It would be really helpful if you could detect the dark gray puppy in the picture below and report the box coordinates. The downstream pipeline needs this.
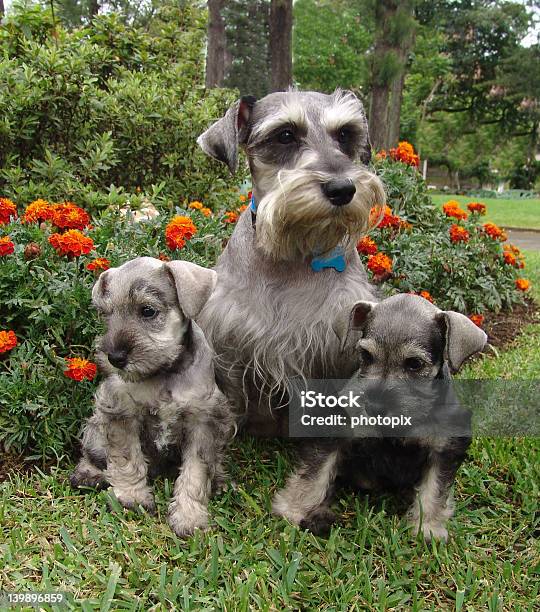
[273,294,487,540]
[70,257,235,537]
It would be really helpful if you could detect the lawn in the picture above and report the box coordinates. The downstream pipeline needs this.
[431,194,540,230]
[2,270,539,611]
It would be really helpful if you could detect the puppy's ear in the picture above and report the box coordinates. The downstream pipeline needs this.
[91,269,113,306]
[333,300,377,351]
[165,261,217,319]
[436,311,487,373]
[197,96,256,173]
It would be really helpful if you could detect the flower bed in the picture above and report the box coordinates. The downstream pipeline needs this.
[0,143,533,460]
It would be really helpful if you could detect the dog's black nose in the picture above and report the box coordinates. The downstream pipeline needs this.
[322,179,356,206]
[108,350,128,369]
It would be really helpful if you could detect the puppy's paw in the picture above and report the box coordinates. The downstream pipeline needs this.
[299,507,337,537]
[70,467,108,491]
[410,520,448,542]
[110,487,156,515]
[168,505,209,538]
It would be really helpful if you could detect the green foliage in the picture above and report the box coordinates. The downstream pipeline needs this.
[293,0,372,93]
[0,3,245,214]
[363,156,530,314]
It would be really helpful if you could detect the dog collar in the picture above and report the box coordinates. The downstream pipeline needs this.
[249,194,347,273]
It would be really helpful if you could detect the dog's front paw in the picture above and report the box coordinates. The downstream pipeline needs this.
[70,466,108,491]
[168,505,209,537]
[410,520,448,542]
[299,507,338,537]
[110,487,156,514]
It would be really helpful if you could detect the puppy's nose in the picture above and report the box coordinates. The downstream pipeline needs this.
[107,350,128,369]
[322,179,356,206]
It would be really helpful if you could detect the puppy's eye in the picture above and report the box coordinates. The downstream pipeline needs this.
[277,129,296,144]
[140,305,158,319]
[337,127,352,144]
[360,348,374,365]
[404,357,424,372]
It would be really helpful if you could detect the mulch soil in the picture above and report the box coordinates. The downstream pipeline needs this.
[1,299,538,480]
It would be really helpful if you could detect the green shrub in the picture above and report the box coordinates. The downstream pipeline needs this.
[0,3,245,214]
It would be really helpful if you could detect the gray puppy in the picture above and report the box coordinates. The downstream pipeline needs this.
[274,294,487,540]
[70,257,234,537]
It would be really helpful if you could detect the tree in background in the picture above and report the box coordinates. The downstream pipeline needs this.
[293,0,372,94]
[205,0,227,88]
[269,0,292,91]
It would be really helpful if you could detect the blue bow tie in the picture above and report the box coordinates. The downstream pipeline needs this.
[249,194,347,273]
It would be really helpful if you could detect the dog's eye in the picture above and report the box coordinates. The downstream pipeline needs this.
[337,127,352,144]
[141,305,158,319]
[360,348,374,365]
[404,357,424,372]
[277,129,296,144]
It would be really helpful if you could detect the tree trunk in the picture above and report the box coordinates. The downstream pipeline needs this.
[269,0,293,92]
[89,0,99,17]
[0,0,4,19]
[386,68,405,148]
[205,0,227,89]
[369,83,391,152]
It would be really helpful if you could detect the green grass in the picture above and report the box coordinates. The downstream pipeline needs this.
[2,272,540,610]
[431,194,540,230]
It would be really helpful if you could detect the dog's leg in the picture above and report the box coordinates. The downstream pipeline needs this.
[272,442,342,536]
[168,424,217,537]
[407,447,466,542]
[104,416,156,513]
[70,414,109,490]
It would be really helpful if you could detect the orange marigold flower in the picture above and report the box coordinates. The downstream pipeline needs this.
[449,224,470,243]
[201,207,212,217]
[375,150,388,160]
[188,201,203,210]
[515,278,530,292]
[367,252,393,275]
[0,236,15,256]
[419,290,434,303]
[482,222,506,241]
[64,357,97,381]
[443,201,468,220]
[376,205,401,229]
[239,194,247,203]
[504,243,521,255]
[223,211,239,224]
[238,204,248,214]
[389,141,420,167]
[51,202,90,230]
[0,330,17,353]
[467,202,487,215]
[469,314,484,327]
[0,197,17,225]
[49,230,94,257]
[357,236,378,255]
[87,257,110,272]
[503,251,517,266]
[165,215,197,250]
[22,199,54,223]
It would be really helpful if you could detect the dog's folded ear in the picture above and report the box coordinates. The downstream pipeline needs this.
[165,261,218,319]
[436,311,488,373]
[333,300,377,351]
[197,96,257,173]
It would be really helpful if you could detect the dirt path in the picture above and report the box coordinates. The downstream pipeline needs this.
[504,229,540,251]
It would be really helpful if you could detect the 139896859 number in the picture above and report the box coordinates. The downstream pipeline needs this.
[0,591,67,607]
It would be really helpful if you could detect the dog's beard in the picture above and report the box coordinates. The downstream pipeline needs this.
[254,164,386,261]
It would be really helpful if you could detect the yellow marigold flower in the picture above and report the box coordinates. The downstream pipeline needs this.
[188,201,203,210]
[23,199,54,223]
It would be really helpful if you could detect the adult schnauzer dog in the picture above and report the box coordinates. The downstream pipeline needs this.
[197,90,385,524]
[276,294,487,540]
[70,257,235,537]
